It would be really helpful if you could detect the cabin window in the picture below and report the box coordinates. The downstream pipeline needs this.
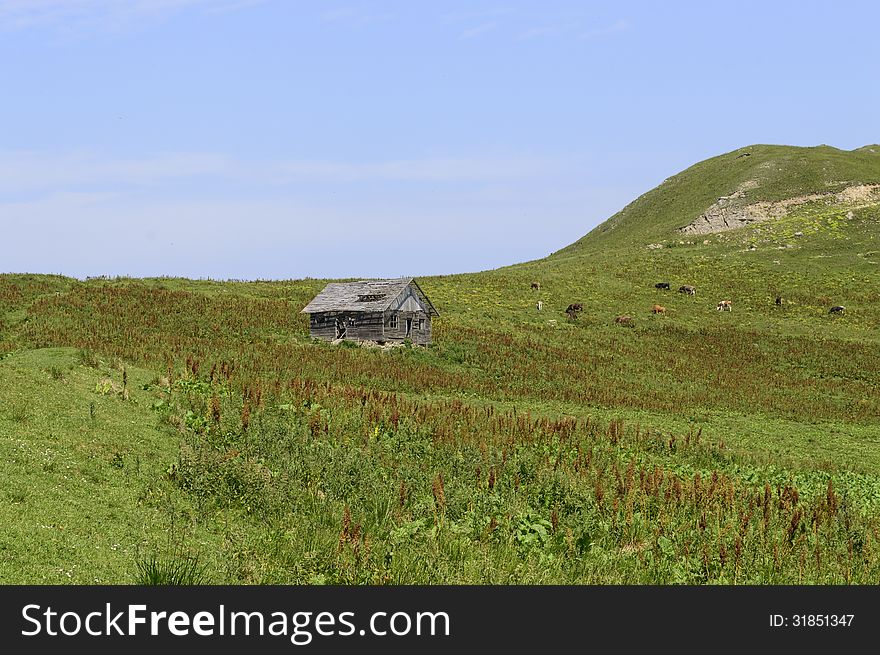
[417,319,424,331]
[389,315,398,329]
[348,317,356,326]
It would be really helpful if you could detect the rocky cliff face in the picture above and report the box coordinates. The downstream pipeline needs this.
[679,182,880,235]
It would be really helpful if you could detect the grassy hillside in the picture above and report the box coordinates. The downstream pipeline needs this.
[2,144,879,584]
[0,347,232,582]
[558,143,880,251]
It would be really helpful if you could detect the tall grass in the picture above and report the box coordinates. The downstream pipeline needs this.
[135,553,207,585]
[151,370,880,584]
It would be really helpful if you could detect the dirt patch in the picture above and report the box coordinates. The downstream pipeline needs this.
[679,183,880,235]
[836,184,880,203]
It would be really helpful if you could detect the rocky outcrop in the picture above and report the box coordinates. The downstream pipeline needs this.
[679,183,880,235]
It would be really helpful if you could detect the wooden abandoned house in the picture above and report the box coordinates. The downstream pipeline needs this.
[301,278,439,345]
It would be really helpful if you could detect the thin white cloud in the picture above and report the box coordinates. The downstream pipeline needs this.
[579,19,629,40]
[0,151,234,194]
[0,150,559,195]
[0,0,269,33]
[516,26,559,41]
[320,7,357,22]
[442,7,514,24]
[205,0,270,14]
[0,191,573,279]
[319,6,394,26]
[0,151,626,279]
[273,156,554,183]
[445,10,627,44]
[460,21,497,40]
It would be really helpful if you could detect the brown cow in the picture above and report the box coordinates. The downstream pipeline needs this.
[614,315,633,326]
[678,285,696,296]
[651,304,666,314]
[716,300,732,311]
[566,303,583,320]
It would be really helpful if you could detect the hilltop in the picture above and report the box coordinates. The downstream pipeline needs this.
[557,144,880,254]
[2,144,880,585]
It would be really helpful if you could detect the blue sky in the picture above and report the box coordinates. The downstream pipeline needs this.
[2,0,878,280]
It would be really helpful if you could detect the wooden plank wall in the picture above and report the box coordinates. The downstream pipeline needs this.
[309,310,432,344]
[309,311,386,342]
[382,310,432,345]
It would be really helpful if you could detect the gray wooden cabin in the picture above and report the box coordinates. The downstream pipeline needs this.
[301,278,439,345]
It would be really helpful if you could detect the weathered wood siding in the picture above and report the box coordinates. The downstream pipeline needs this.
[308,312,337,340]
[309,311,385,342]
[309,310,432,344]
[384,285,432,344]
[353,311,385,341]
[383,310,431,345]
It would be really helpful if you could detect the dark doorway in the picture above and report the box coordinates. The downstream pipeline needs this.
[335,318,346,339]
[405,318,412,337]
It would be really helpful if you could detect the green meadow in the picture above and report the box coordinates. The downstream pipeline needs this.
[2,144,879,583]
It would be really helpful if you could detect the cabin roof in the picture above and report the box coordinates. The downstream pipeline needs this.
[300,278,439,316]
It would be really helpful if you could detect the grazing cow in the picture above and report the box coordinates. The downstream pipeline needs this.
[716,300,732,311]
[614,315,633,326]
[829,305,845,314]
[655,282,670,290]
[530,282,540,291]
[775,295,783,306]
[678,285,696,296]
[651,304,666,314]
[565,303,583,320]
[536,301,544,311]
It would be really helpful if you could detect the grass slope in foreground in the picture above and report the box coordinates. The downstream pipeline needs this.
[1,144,879,583]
